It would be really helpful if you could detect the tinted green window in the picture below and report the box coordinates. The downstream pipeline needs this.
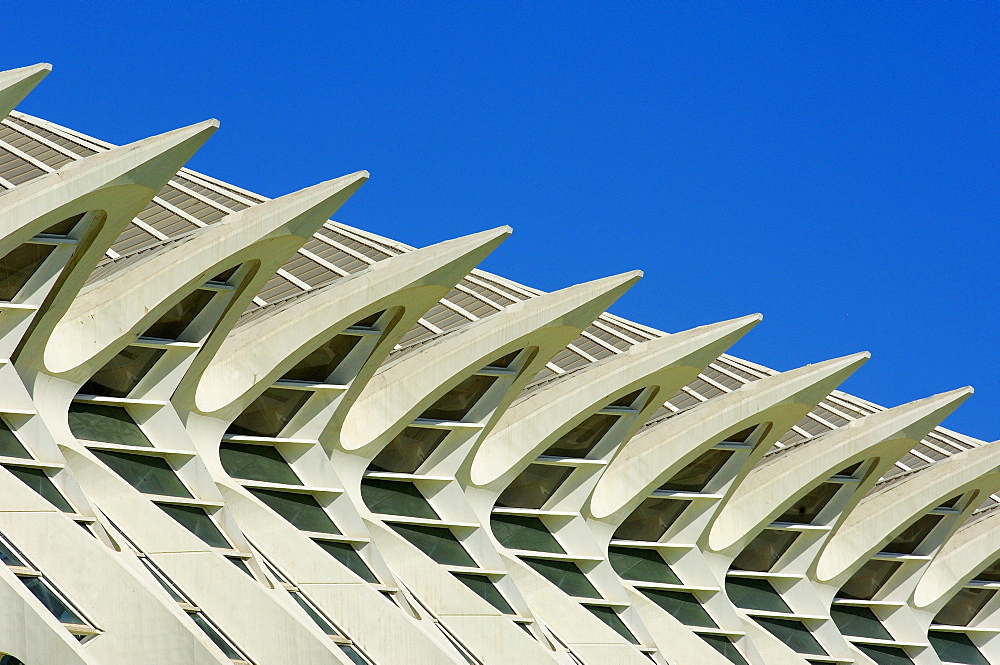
[730,528,799,572]
[5,466,74,512]
[660,448,733,492]
[830,605,892,640]
[837,559,902,600]
[754,617,825,655]
[156,504,230,548]
[391,524,476,567]
[68,402,152,447]
[778,482,842,524]
[228,388,312,438]
[973,557,1000,582]
[219,443,301,485]
[929,631,989,665]
[0,538,26,567]
[453,573,514,614]
[583,605,638,644]
[282,333,363,383]
[495,463,574,510]
[247,488,340,534]
[369,427,449,474]
[190,612,243,660]
[339,644,372,665]
[855,644,914,665]
[0,655,26,665]
[91,450,191,498]
[700,634,750,665]
[81,346,166,398]
[640,589,716,627]
[608,546,681,585]
[613,497,688,542]
[0,243,55,301]
[521,557,601,599]
[882,514,943,555]
[421,374,497,421]
[315,541,379,583]
[20,576,84,625]
[726,577,791,613]
[143,288,216,340]
[291,591,339,635]
[490,514,564,553]
[934,587,995,626]
[0,420,30,459]
[544,413,618,458]
[361,478,438,519]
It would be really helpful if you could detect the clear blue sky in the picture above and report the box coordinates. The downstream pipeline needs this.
[4,3,997,440]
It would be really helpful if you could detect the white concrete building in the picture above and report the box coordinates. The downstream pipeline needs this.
[0,62,994,665]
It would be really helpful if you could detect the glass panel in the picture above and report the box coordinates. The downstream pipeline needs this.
[640,589,716,627]
[0,655,26,665]
[369,427,449,474]
[613,497,688,542]
[754,617,826,655]
[778,482,842,524]
[724,426,758,444]
[143,288,216,340]
[228,388,313,438]
[291,591,339,635]
[490,514,564,553]
[855,644,914,665]
[0,420,30,459]
[730,529,799,572]
[929,631,989,665]
[315,541,379,583]
[80,346,166,398]
[68,402,152,447]
[282,334,362,383]
[227,557,255,578]
[609,546,681,585]
[361,478,438,519]
[882,513,944,554]
[725,577,791,613]
[830,605,892,640]
[520,557,601,599]
[583,605,638,644]
[139,558,185,603]
[5,466,74,511]
[189,612,244,660]
[974,558,1000,582]
[219,443,301,485]
[247,488,339,534]
[837,560,903,600]
[0,243,56,301]
[156,504,230,548]
[420,374,497,421]
[453,573,514,614]
[486,350,521,369]
[0,538,26,567]
[544,414,618,458]
[659,448,733,492]
[91,450,191,498]
[934,587,995,626]
[610,389,644,408]
[495,463,574,510]
[700,635,750,665]
[339,644,373,665]
[41,214,85,237]
[391,524,476,567]
[20,576,84,625]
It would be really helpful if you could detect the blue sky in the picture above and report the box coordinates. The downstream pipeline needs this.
[4,3,997,440]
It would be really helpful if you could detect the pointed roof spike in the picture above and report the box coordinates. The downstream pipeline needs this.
[0,63,52,119]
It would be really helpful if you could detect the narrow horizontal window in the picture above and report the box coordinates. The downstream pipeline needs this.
[228,388,312,438]
[928,630,989,665]
[315,541,379,583]
[490,514,564,554]
[659,448,733,493]
[81,346,166,398]
[156,504,230,549]
[934,587,995,626]
[361,478,439,519]
[247,488,340,534]
[613,497,688,542]
[282,332,364,383]
[291,590,339,636]
[609,546,681,585]
[830,605,892,640]
[143,288,216,340]
[881,513,943,555]
[369,427,449,474]
[583,604,638,644]
[453,573,514,614]
[20,576,85,625]
[0,243,56,301]
[641,589,716,627]
[520,557,600,599]
[189,611,245,661]
[5,465,74,512]
[854,644,914,665]
[220,443,301,486]
[730,528,798,572]
[700,634,749,665]
[91,450,191,498]
[725,577,791,614]
[391,523,476,567]
[420,374,497,421]
[0,419,30,459]
[778,482,841,524]
[544,414,618,458]
[495,463,574,510]
[68,403,153,447]
[837,559,902,601]
[754,617,825,656]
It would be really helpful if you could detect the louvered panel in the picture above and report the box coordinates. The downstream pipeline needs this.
[702,365,744,391]
[255,274,305,304]
[0,147,46,184]
[0,125,74,169]
[686,376,726,400]
[5,116,98,157]
[109,224,162,256]
[322,230,390,262]
[568,335,616,361]
[136,203,199,237]
[171,174,251,211]
[547,347,591,374]
[443,289,499,319]
[422,303,474,332]
[397,322,436,348]
[282,253,336,288]
[459,278,517,307]
[157,185,227,224]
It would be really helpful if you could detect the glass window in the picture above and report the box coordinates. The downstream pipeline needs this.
[139,558,186,603]
[453,573,514,614]
[544,414,619,458]
[490,515,564,554]
[369,427,449,474]
[0,420,30,459]
[391,524,476,567]
[725,577,791,614]
[41,214,85,236]
[583,605,638,644]
[754,617,826,656]
[339,644,373,665]
[854,644,914,665]
[837,559,903,600]
[495,463,574,510]
[420,374,497,421]
[247,488,340,534]
[485,350,521,369]
[80,346,166,398]
[520,557,601,599]
[613,497,688,542]
[700,634,749,665]
[314,541,379,583]
[189,611,245,661]
[881,514,944,554]
[291,591,339,635]
[0,243,56,301]
[219,443,301,486]
[929,631,989,665]
[659,448,734,493]
[608,546,681,585]
[143,288,216,340]
[0,538,26,567]
[730,529,799,572]
[0,655,26,665]
[21,576,85,625]
[228,557,254,577]
[282,333,364,383]
[973,557,1000,582]
[156,504,230,549]
[640,589,716,627]
[68,402,153,447]
[361,478,439,519]
[91,450,191,498]
[777,482,842,524]
[830,606,892,640]
[934,587,995,626]
[5,466,74,512]
[228,388,313,438]
[609,389,644,408]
